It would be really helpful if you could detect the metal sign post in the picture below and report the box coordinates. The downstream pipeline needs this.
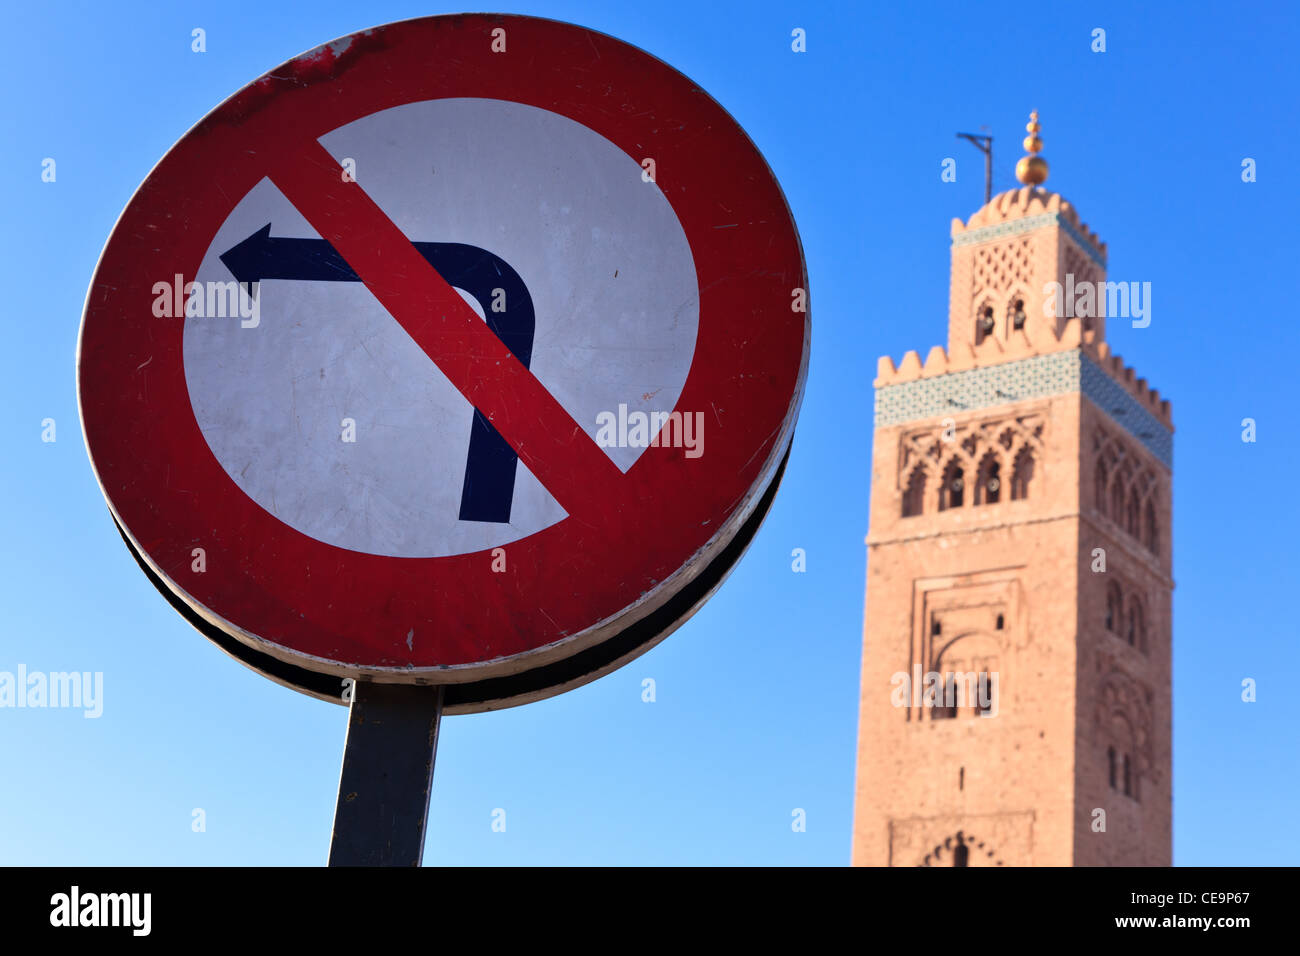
[328,683,444,867]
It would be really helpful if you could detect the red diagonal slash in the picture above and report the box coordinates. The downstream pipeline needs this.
[267,140,623,517]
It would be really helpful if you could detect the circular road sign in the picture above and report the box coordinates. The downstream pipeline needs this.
[78,14,809,713]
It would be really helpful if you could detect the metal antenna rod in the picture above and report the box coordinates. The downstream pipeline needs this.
[956,131,994,204]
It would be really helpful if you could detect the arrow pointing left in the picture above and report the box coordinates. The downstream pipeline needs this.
[219,223,538,525]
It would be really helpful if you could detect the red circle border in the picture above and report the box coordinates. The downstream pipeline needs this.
[77,14,809,676]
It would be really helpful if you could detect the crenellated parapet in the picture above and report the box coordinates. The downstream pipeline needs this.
[1081,341,1172,428]
[878,340,1175,429]
[874,340,1171,432]
[950,187,1107,267]
[874,347,1173,467]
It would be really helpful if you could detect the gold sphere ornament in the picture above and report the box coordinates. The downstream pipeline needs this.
[1015,109,1049,186]
[1016,155,1049,185]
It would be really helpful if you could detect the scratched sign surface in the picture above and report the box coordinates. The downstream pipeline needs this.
[77,14,808,711]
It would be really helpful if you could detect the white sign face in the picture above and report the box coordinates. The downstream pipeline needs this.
[184,98,699,558]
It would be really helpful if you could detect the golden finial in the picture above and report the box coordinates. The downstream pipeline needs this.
[1015,109,1049,186]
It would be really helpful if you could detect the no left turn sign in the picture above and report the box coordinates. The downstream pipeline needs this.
[78,14,809,712]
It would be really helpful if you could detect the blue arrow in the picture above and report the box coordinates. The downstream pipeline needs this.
[221,224,536,525]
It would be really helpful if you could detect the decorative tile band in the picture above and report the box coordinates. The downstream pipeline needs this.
[952,212,1107,269]
[874,349,1172,468]
[1078,357,1172,467]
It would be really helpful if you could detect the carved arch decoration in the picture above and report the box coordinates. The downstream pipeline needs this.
[920,830,1005,867]
[1092,426,1162,555]
[1094,666,1158,788]
[897,413,1046,516]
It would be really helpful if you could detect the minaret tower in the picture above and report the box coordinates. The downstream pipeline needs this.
[851,113,1173,866]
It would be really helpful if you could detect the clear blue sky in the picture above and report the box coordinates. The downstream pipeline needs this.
[1,0,1296,865]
